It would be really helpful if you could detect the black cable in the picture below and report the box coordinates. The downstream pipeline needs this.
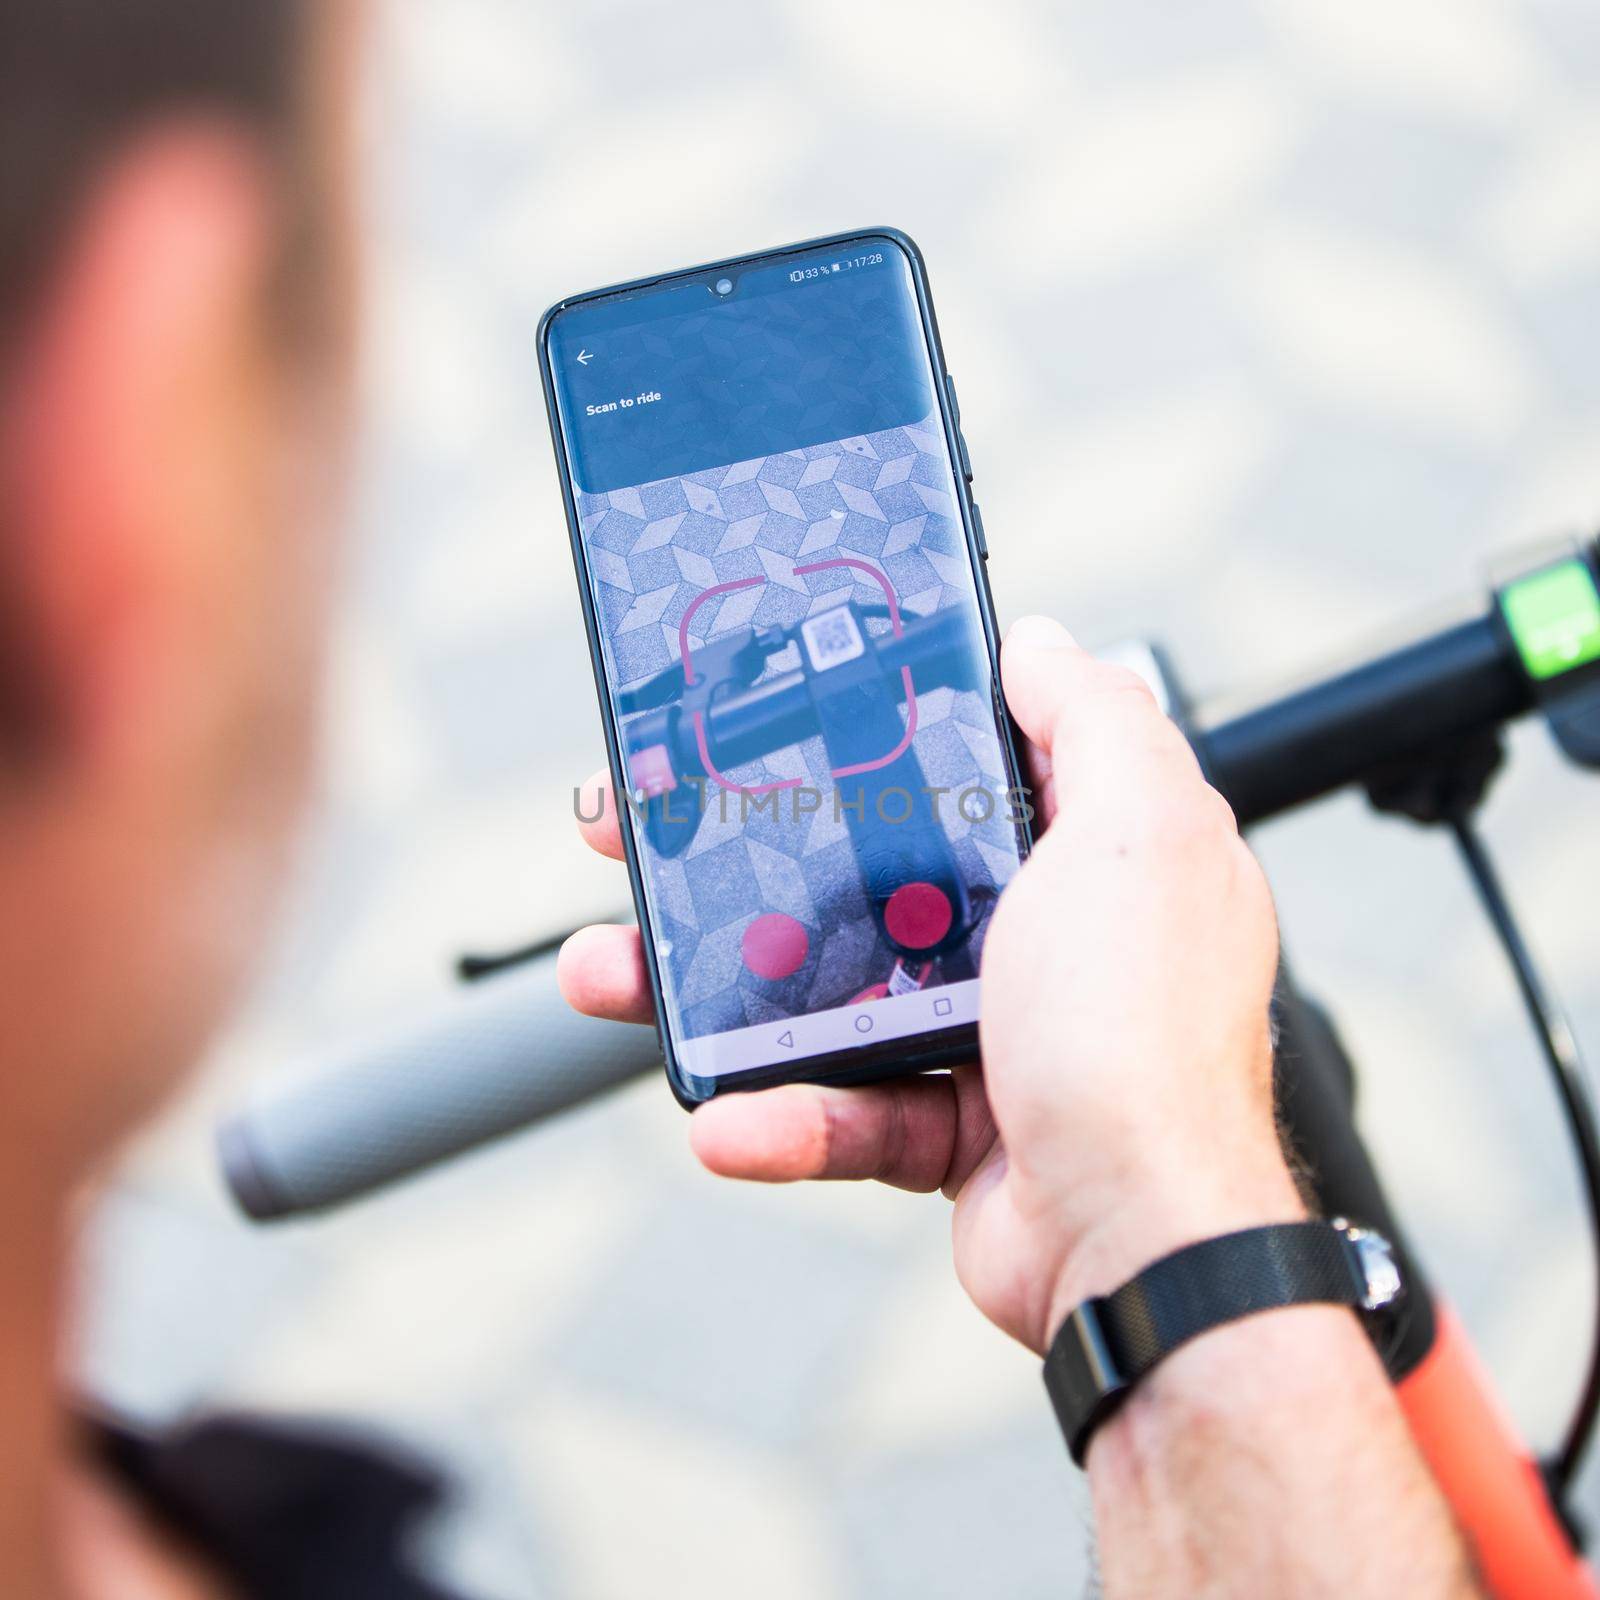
[456,930,575,983]
[1449,812,1600,1494]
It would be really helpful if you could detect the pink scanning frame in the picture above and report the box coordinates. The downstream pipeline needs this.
[676,558,920,795]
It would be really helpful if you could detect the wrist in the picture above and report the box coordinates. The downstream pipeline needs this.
[1040,1135,1306,1354]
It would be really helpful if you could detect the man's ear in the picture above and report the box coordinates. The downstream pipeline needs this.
[0,123,279,783]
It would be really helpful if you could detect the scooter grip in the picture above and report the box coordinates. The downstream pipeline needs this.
[216,953,661,1221]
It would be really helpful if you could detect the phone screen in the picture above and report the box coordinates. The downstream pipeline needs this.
[544,233,1027,1097]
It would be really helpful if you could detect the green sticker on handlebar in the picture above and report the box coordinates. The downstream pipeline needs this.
[1502,559,1600,680]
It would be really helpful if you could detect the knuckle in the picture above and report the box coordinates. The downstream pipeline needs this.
[1161,801,1218,855]
[1129,780,1243,861]
[1086,661,1161,712]
[1202,784,1242,839]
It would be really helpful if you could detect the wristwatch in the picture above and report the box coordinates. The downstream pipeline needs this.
[1043,1218,1405,1467]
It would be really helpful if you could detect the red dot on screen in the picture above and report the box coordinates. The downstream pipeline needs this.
[742,913,810,980]
[884,882,954,951]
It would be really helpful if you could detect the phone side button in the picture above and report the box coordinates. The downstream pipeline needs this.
[956,429,975,484]
[946,377,975,482]
[971,502,990,562]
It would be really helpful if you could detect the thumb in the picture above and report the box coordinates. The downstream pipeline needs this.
[1002,614,1191,787]
[1001,615,1096,756]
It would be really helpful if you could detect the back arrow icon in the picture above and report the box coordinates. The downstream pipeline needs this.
[576,349,594,366]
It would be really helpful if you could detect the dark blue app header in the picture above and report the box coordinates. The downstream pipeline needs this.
[547,239,935,495]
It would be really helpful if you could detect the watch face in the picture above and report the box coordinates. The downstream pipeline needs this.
[1333,1220,1410,1373]
[1339,1223,1404,1312]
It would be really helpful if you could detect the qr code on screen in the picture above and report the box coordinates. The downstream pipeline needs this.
[801,606,866,672]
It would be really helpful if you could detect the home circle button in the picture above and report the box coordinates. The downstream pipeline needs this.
[855,1015,874,1034]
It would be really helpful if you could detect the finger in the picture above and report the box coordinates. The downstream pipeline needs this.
[576,768,625,861]
[690,1077,960,1193]
[557,923,655,1025]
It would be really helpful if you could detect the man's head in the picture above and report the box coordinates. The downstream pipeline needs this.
[0,1,362,1179]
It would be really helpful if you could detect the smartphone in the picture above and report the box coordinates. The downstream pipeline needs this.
[539,228,1031,1106]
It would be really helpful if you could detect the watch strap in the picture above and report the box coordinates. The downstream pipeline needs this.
[1044,1219,1402,1467]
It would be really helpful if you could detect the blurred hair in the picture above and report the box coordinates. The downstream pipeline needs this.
[0,0,312,362]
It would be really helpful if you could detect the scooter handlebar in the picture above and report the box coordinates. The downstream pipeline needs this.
[217,952,660,1221]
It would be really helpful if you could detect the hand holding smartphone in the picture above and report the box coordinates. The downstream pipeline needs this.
[540,230,1029,1105]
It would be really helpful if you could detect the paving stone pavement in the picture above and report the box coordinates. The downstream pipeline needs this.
[75,1,1600,1594]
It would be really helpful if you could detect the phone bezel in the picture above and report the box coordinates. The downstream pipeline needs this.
[537,226,1032,1108]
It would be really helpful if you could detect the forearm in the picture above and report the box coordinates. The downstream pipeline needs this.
[1086,1306,1483,1599]
[1050,1160,1484,1599]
